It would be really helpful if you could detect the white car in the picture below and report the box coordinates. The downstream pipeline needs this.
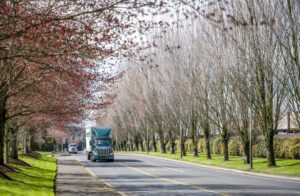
[69,143,78,153]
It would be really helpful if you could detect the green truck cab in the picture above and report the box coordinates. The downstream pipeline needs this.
[86,127,114,162]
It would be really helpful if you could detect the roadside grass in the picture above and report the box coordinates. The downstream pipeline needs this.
[116,151,300,177]
[0,155,57,196]
[37,151,53,156]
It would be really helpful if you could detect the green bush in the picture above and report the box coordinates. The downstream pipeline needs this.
[228,139,242,156]
[256,139,266,157]
[289,144,300,159]
[197,139,206,153]
[212,137,223,155]
[175,140,180,151]
[143,141,147,151]
[149,141,153,150]
[165,141,170,151]
[185,139,193,152]
[156,141,161,151]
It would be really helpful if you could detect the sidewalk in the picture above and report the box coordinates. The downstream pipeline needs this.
[56,159,119,196]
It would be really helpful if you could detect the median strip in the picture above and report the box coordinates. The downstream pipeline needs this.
[116,162,229,196]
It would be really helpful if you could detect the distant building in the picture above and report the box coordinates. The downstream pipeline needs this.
[277,112,300,134]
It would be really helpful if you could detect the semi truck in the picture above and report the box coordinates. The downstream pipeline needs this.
[86,126,114,162]
[68,143,78,153]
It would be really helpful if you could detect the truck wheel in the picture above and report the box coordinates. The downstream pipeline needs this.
[91,154,96,162]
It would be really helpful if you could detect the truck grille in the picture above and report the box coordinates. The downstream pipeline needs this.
[98,149,109,156]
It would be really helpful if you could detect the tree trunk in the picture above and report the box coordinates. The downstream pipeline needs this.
[243,141,250,164]
[222,129,229,161]
[139,137,144,152]
[158,131,166,153]
[181,138,186,156]
[0,100,6,165]
[265,135,276,167]
[205,137,211,159]
[191,134,198,157]
[10,137,18,160]
[191,114,198,157]
[203,126,211,159]
[152,134,157,152]
[29,134,34,152]
[203,98,211,159]
[4,137,9,164]
[193,141,198,157]
[24,135,28,154]
[130,141,134,151]
[170,137,175,154]
[146,136,150,153]
[134,136,139,151]
[222,139,229,161]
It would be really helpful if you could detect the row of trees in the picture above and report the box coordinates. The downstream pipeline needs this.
[0,0,164,170]
[105,0,299,167]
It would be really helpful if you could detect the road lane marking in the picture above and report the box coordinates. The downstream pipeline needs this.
[165,167,185,173]
[117,162,229,196]
[133,154,300,184]
[146,161,184,173]
[75,160,125,196]
[147,162,161,167]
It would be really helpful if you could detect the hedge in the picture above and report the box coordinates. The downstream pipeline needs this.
[133,137,299,159]
[197,139,206,154]
[212,137,223,155]
[289,144,300,159]
[228,138,243,156]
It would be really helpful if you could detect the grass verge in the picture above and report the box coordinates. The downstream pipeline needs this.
[37,151,53,156]
[0,154,57,196]
[116,151,300,177]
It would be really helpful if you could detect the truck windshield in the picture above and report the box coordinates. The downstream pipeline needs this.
[95,139,111,146]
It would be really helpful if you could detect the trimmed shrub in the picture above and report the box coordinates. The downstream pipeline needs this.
[197,139,206,154]
[156,141,161,152]
[212,137,223,155]
[228,139,242,156]
[255,139,266,158]
[149,141,153,151]
[165,141,170,151]
[175,140,180,151]
[143,141,147,151]
[289,144,300,159]
[185,139,193,152]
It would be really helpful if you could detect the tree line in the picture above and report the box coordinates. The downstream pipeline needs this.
[0,0,163,177]
[105,0,300,167]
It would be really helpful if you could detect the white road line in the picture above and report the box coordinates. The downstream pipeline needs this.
[146,162,161,167]
[131,154,300,184]
[165,167,185,173]
[146,161,185,173]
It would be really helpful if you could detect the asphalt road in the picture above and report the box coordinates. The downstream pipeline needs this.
[70,152,300,196]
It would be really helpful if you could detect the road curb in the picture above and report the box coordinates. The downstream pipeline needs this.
[121,153,300,183]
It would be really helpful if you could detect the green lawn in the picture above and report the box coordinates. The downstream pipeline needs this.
[0,155,57,196]
[116,151,300,177]
[37,151,53,156]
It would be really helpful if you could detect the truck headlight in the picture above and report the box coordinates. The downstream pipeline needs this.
[109,152,114,156]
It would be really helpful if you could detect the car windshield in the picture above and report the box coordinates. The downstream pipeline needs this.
[95,139,111,146]
[70,144,76,147]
